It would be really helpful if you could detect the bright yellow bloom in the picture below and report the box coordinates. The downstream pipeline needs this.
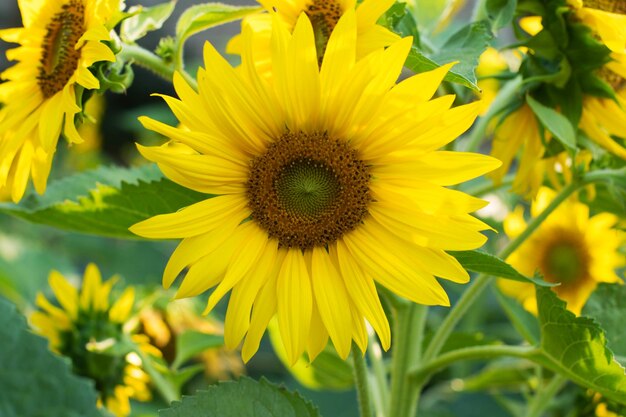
[476,47,509,115]
[499,187,624,315]
[489,105,552,198]
[30,264,155,417]
[131,12,500,365]
[139,299,245,381]
[227,0,399,76]
[0,0,120,202]
[569,0,626,160]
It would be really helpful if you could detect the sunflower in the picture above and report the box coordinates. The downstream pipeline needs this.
[0,0,120,202]
[476,47,509,115]
[131,11,500,365]
[570,0,626,159]
[489,104,555,198]
[226,0,399,75]
[30,264,157,417]
[499,187,624,315]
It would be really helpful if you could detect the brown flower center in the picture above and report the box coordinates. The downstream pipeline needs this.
[598,66,626,91]
[539,230,591,286]
[305,0,343,62]
[584,0,626,14]
[38,0,85,98]
[246,131,371,250]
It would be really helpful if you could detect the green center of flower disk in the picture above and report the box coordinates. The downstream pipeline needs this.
[305,0,342,62]
[541,236,590,284]
[38,0,85,98]
[247,131,371,250]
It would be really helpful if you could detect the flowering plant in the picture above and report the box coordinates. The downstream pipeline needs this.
[0,0,624,416]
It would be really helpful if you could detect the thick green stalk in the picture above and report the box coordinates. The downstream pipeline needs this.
[388,304,427,417]
[353,343,373,417]
[525,375,567,417]
[410,345,538,381]
[367,334,390,416]
[119,43,197,90]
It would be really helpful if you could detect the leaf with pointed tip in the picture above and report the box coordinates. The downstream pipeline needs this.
[531,287,626,404]
[0,297,101,417]
[159,377,322,417]
[0,164,206,239]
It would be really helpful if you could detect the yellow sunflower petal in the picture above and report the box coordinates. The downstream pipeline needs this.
[277,249,313,365]
[310,246,353,359]
[48,270,79,320]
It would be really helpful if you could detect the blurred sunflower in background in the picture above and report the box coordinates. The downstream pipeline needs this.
[227,0,399,74]
[498,187,624,315]
[572,0,626,160]
[131,11,500,365]
[0,0,121,202]
[139,298,245,381]
[29,263,159,417]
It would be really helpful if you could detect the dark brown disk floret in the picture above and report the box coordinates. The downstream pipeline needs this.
[305,0,343,62]
[38,0,85,98]
[584,0,626,14]
[246,131,371,250]
[597,67,626,91]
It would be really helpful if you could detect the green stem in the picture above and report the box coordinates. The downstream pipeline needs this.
[388,304,427,417]
[422,180,580,364]
[119,43,197,90]
[353,343,373,417]
[471,0,489,21]
[525,375,567,417]
[462,76,523,153]
[367,334,390,416]
[410,345,538,381]
[135,348,178,405]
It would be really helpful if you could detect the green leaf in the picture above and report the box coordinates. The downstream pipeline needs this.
[463,358,535,391]
[532,287,626,404]
[159,377,321,417]
[0,297,101,417]
[404,21,493,92]
[0,164,206,239]
[526,95,577,151]
[121,1,177,43]
[486,0,518,31]
[583,283,626,358]
[175,3,262,47]
[172,331,224,370]
[450,250,555,287]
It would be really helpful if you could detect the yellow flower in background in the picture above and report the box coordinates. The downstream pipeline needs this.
[489,105,550,198]
[227,0,399,75]
[30,264,156,417]
[580,68,626,160]
[131,11,500,365]
[570,0,626,160]
[476,47,509,115]
[499,187,624,315]
[139,299,245,381]
[0,0,120,202]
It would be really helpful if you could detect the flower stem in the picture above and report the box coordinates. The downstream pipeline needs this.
[135,348,178,405]
[422,180,580,364]
[388,304,427,417]
[367,334,390,416]
[119,43,197,90]
[524,374,567,417]
[353,343,373,417]
[410,345,538,381]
